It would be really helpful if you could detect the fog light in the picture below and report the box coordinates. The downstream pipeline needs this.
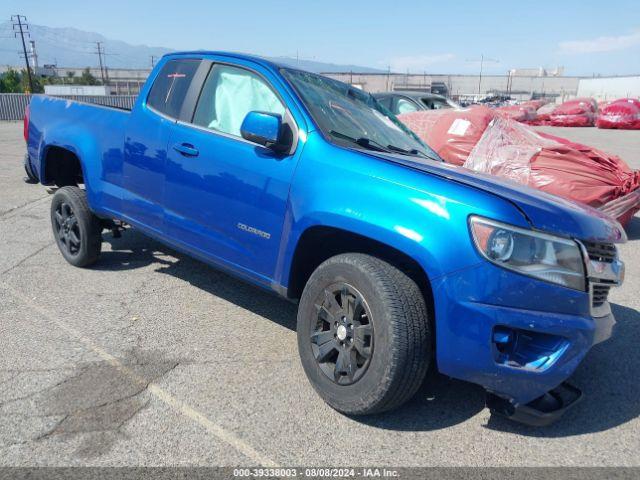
[491,326,569,371]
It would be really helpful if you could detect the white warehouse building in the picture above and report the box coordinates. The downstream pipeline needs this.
[577,76,640,100]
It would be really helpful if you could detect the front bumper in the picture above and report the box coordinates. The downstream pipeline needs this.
[432,261,618,409]
[486,382,583,427]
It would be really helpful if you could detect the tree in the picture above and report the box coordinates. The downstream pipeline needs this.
[79,67,99,85]
[0,68,22,93]
[20,69,44,93]
[0,68,43,93]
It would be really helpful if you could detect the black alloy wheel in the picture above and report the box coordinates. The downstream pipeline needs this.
[297,253,431,415]
[53,201,82,257]
[50,186,102,267]
[311,283,374,385]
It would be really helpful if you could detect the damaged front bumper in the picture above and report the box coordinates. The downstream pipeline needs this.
[432,257,622,426]
[486,382,583,427]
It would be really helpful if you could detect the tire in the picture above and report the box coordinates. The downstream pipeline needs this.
[50,186,102,267]
[297,253,431,415]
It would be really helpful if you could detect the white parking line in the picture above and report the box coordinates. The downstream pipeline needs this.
[1,281,280,468]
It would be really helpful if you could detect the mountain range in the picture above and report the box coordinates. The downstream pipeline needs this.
[0,21,383,73]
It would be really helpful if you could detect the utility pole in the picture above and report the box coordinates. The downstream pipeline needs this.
[466,54,499,96]
[478,54,484,94]
[94,41,106,84]
[11,14,35,93]
[386,65,390,91]
[150,55,157,69]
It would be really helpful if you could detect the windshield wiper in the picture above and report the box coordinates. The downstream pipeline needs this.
[385,144,440,161]
[329,130,395,154]
[386,144,426,158]
[329,130,437,161]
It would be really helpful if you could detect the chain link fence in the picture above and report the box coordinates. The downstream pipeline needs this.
[0,94,138,120]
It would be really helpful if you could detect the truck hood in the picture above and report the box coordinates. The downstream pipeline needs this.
[376,153,627,244]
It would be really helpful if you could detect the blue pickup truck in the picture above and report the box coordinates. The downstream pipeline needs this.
[24,51,626,425]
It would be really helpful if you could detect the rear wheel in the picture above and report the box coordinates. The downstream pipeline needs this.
[50,186,102,267]
[297,253,431,415]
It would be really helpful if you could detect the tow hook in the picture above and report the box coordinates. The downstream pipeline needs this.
[486,382,583,426]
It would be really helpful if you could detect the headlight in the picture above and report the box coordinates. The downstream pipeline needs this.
[469,216,586,291]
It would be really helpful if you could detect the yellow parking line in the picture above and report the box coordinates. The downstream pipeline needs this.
[1,281,280,467]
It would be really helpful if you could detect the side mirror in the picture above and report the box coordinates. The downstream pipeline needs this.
[240,111,291,153]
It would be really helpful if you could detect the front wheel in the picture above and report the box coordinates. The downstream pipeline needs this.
[297,253,431,415]
[50,186,102,267]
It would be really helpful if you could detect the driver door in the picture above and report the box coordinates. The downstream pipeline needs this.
[164,62,301,282]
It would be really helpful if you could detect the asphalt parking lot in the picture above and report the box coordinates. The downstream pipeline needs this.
[0,121,639,467]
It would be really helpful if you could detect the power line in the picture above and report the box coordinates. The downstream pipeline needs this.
[11,14,34,93]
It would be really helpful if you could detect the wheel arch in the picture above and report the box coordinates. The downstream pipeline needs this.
[286,224,435,322]
[41,144,86,187]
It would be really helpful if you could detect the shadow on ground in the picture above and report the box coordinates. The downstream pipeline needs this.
[99,230,298,332]
[96,228,640,435]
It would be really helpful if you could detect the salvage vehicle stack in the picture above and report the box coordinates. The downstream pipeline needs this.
[399,106,640,225]
[491,97,640,129]
[596,98,640,130]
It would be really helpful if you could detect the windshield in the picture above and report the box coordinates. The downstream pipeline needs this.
[281,69,439,160]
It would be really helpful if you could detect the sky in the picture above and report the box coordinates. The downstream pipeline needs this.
[2,0,640,75]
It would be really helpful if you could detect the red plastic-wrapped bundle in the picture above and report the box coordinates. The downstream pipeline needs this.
[463,117,640,225]
[549,98,597,127]
[526,103,556,126]
[397,107,496,165]
[520,99,547,111]
[495,104,537,123]
[596,98,640,130]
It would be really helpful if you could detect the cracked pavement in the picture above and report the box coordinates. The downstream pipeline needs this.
[0,121,639,466]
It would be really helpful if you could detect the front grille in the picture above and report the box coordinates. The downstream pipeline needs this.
[581,241,618,315]
[592,285,611,308]
[583,241,617,263]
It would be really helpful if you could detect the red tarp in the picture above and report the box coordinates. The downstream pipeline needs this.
[398,108,640,225]
[495,104,537,123]
[520,99,547,111]
[398,107,496,165]
[549,98,597,127]
[596,98,640,130]
[527,103,556,126]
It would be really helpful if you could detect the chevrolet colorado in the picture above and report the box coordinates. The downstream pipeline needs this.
[24,52,626,425]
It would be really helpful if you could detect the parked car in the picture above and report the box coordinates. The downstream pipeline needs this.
[24,51,626,425]
[373,91,460,115]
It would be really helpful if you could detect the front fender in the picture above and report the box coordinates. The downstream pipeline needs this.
[277,135,530,287]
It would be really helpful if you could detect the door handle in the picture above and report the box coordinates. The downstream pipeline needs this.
[172,143,199,157]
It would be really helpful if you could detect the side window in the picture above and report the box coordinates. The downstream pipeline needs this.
[375,96,392,110]
[396,98,419,114]
[193,64,285,137]
[422,99,435,109]
[147,59,200,118]
[431,99,449,110]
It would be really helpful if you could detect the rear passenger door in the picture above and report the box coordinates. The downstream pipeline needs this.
[122,58,200,233]
[163,61,302,283]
